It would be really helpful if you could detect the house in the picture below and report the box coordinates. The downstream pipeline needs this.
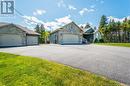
[83,28,95,43]
[50,22,83,44]
[0,22,40,47]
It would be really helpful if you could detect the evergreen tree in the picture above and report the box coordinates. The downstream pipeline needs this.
[99,15,107,29]
[94,27,97,30]
[98,16,130,43]
[35,24,40,33]
[122,18,128,42]
[34,24,46,44]
[99,15,108,42]
[85,23,91,29]
[40,24,46,43]
[116,21,121,42]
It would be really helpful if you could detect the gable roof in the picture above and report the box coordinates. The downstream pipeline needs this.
[0,22,10,27]
[84,28,95,33]
[50,21,83,34]
[14,24,40,35]
[0,22,40,35]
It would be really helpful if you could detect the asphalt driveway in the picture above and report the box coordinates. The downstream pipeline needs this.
[0,44,130,85]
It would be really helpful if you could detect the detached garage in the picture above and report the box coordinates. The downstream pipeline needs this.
[0,22,39,47]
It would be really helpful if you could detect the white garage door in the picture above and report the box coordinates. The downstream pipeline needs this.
[27,36,38,45]
[0,34,23,47]
[62,34,80,44]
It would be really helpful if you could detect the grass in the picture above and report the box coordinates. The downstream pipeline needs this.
[0,52,121,86]
[95,43,130,47]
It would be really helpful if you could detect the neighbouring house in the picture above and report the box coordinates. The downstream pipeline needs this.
[83,27,95,43]
[0,22,40,47]
[80,23,96,43]
[50,22,83,44]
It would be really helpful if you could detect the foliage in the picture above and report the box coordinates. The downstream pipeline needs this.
[98,15,108,40]
[99,15,108,29]
[99,15,130,43]
[41,31,50,43]
[85,23,91,29]
[99,39,104,43]
[94,38,99,43]
[0,52,121,86]
[35,24,50,44]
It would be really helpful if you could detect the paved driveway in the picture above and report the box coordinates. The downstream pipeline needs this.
[0,44,130,85]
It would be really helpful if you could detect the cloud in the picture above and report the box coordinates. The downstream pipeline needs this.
[23,15,72,31]
[22,16,44,25]
[90,5,95,8]
[55,15,72,24]
[33,9,46,16]
[100,0,104,4]
[44,15,72,31]
[107,16,130,22]
[44,15,72,30]
[78,24,86,28]
[89,0,105,4]
[68,5,77,10]
[79,8,95,16]
[79,22,93,28]
[57,0,66,8]
[108,16,124,22]
[43,21,61,31]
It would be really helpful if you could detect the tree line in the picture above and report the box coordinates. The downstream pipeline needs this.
[99,15,130,43]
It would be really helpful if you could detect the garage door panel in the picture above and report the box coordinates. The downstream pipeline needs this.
[0,34,23,47]
[27,36,38,45]
[62,34,80,44]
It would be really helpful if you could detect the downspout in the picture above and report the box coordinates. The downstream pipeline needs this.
[37,35,40,45]
[26,34,27,46]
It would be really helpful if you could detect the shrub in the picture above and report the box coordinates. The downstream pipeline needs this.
[99,39,104,43]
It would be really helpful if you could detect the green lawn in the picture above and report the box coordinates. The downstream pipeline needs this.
[95,43,130,47]
[0,52,121,86]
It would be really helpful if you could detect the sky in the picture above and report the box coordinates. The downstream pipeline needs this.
[0,0,130,31]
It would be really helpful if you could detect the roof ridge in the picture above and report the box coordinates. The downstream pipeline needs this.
[0,22,40,35]
[51,21,83,34]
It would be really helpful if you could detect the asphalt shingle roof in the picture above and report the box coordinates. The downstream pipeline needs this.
[50,21,83,34]
[0,22,39,35]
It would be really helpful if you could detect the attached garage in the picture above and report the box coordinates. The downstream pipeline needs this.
[50,22,83,44]
[62,34,80,44]
[0,22,39,47]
